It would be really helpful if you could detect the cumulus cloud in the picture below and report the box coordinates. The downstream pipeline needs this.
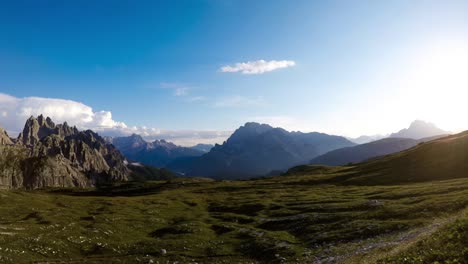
[0,93,231,146]
[220,60,295,74]
[0,93,127,133]
[102,127,232,146]
[213,96,266,108]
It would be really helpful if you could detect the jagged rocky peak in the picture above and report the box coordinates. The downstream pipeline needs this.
[111,134,206,168]
[242,122,273,132]
[153,139,178,149]
[18,115,79,146]
[0,126,13,145]
[129,133,147,145]
[227,122,274,143]
[0,115,130,189]
[389,120,449,139]
[111,133,148,150]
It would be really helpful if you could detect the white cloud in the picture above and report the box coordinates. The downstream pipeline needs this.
[213,96,266,108]
[174,87,189,96]
[186,96,206,103]
[220,60,295,74]
[160,82,190,96]
[0,93,127,133]
[103,127,232,146]
[0,93,231,146]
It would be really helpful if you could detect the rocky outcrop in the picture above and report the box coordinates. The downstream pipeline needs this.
[0,115,130,189]
[0,145,27,189]
[17,115,79,146]
[0,127,13,145]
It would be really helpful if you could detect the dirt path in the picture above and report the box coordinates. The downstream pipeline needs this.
[313,214,461,264]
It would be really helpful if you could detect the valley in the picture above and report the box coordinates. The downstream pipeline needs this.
[0,171,466,263]
[0,131,467,263]
[2,2,467,263]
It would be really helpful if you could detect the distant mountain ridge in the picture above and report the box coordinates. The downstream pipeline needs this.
[348,134,387,144]
[168,122,356,179]
[310,135,446,166]
[348,120,448,144]
[190,143,214,153]
[109,134,205,168]
[389,120,449,139]
[287,130,468,185]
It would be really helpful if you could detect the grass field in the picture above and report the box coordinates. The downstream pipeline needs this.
[1,133,467,263]
[0,172,467,263]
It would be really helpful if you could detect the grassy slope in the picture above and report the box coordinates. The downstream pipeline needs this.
[287,132,468,186]
[381,208,468,264]
[0,132,467,263]
[0,176,467,263]
[345,132,468,185]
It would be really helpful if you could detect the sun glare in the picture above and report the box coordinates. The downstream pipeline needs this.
[404,40,468,132]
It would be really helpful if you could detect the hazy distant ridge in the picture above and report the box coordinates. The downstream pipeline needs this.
[168,122,356,179]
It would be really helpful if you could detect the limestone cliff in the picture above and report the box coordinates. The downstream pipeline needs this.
[0,115,130,189]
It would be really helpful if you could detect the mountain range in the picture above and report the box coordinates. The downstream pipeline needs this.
[348,134,387,144]
[0,115,172,189]
[310,121,449,166]
[167,122,356,178]
[287,130,468,185]
[190,143,214,153]
[389,120,449,139]
[0,115,130,189]
[1,117,454,185]
[343,131,468,184]
[310,135,446,166]
[107,120,450,179]
[107,134,206,168]
[349,120,449,144]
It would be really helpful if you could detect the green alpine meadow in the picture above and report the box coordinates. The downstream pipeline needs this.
[1,130,467,263]
[1,1,467,263]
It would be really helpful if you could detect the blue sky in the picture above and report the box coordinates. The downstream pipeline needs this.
[1,0,467,145]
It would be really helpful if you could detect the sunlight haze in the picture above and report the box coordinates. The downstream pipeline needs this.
[0,0,467,144]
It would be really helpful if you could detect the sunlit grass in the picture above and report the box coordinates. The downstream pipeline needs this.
[0,174,467,263]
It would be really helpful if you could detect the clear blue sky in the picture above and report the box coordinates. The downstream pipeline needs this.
[1,0,467,142]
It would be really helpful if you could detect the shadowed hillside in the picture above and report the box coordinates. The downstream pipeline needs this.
[350,131,468,185]
[288,131,468,185]
[310,135,446,166]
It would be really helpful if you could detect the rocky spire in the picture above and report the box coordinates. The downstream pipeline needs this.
[0,127,13,145]
[3,115,130,189]
[17,115,79,146]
